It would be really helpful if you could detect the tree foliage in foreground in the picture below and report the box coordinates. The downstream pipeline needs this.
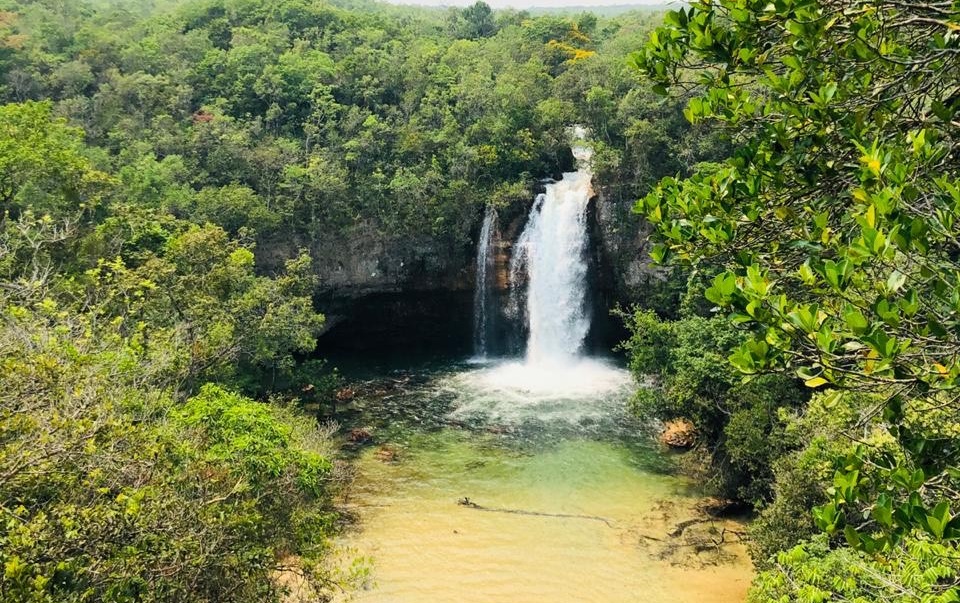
[632,0,960,600]
[0,100,344,600]
[1,330,339,603]
[0,272,344,602]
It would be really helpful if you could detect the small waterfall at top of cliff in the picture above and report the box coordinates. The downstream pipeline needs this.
[473,206,498,358]
[510,127,594,366]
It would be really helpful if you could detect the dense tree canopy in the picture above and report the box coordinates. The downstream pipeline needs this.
[0,1,710,600]
[12,0,928,598]
[0,87,345,600]
[0,0,702,255]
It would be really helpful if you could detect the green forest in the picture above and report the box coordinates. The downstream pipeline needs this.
[1,0,958,601]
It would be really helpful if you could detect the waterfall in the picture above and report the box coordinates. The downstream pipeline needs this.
[462,128,629,398]
[512,134,594,366]
[473,205,498,358]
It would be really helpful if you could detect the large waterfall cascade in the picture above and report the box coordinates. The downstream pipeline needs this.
[337,128,748,603]
[511,137,594,365]
[466,128,628,397]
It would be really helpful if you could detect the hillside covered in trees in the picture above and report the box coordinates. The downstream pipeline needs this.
[0,0,708,282]
[0,0,707,600]
[1,0,958,601]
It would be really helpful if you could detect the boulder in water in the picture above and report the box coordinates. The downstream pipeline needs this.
[660,419,697,449]
[348,427,373,443]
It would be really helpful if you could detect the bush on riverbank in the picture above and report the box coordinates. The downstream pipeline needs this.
[622,306,808,507]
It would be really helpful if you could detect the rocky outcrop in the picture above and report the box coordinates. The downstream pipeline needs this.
[660,419,697,449]
[593,186,669,306]
[258,183,661,305]
[256,177,664,353]
[259,223,474,298]
[258,222,477,352]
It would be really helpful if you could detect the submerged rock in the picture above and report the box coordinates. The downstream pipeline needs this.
[374,446,398,463]
[348,427,373,444]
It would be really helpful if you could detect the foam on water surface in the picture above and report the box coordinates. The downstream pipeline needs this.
[443,359,633,426]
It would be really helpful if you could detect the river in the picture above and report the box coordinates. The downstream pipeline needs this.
[329,357,753,602]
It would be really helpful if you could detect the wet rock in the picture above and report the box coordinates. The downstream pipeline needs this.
[594,187,668,305]
[660,419,697,449]
[698,497,751,518]
[348,427,373,444]
[335,387,355,402]
[374,446,398,463]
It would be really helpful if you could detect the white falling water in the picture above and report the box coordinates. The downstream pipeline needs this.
[456,127,631,413]
[473,206,497,358]
[512,135,594,366]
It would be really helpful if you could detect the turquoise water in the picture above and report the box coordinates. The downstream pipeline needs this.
[333,359,753,603]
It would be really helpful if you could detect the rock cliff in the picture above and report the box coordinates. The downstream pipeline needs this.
[259,179,666,352]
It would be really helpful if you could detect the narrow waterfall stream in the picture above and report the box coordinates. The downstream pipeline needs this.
[473,206,497,359]
[330,131,753,602]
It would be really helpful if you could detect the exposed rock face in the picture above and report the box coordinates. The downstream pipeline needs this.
[257,177,663,354]
[259,224,474,298]
[593,186,669,306]
[258,223,477,352]
[492,238,512,291]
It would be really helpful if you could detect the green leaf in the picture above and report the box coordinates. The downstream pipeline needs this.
[872,493,893,527]
[843,525,861,548]
[781,55,800,70]
[886,270,906,294]
[926,501,951,539]
[844,308,869,334]
[813,502,842,534]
